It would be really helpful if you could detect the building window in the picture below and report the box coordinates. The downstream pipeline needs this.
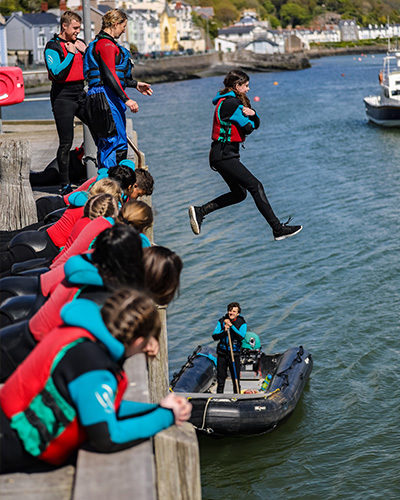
[37,32,46,49]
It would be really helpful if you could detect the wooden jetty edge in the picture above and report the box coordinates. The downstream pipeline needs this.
[0,125,202,500]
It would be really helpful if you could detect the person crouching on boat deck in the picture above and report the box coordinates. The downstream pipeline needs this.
[189,70,302,241]
[84,9,153,169]
[44,11,87,196]
[212,302,247,394]
[0,288,191,473]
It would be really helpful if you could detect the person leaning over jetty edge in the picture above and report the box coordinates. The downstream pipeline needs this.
[84,9,153,168]
[44,11,87,196]
[189,70,302,241]
[0,288,191,473]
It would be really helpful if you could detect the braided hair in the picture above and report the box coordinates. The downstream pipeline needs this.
[101,288,161,348]
[83,193,119,220]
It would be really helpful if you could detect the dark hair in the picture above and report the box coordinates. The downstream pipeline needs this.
[108,165,136,191]
[221,70,251,107]
[227,302,241,313]
[135,169,154,195]
[60,11,81,29]
[142,246,183,305]
[92,225,144,289]
[101,288,161,348]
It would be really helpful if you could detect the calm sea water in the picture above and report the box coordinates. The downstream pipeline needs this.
[5,54,400,499]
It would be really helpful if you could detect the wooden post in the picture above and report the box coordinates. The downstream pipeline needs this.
[0,137,37,230]
[148,307,202,500]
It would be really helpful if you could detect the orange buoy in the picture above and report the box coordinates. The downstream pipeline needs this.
[254,96,260,102]
[341,73,345,77]
[273,81,278,86]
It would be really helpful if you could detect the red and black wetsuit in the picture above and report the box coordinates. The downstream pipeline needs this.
[45,34,87,187]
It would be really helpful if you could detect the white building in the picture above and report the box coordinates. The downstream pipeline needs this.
[0,20,7,66]
[126,8,161,53]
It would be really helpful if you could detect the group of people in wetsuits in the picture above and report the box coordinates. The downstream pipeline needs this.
[0,160,191,473]
[0,7,305,474]
[45,9,152,195]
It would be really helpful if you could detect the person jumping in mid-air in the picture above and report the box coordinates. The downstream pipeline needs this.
[189,70,302,241]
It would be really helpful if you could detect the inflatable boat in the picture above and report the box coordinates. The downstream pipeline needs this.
[170,340,312,436]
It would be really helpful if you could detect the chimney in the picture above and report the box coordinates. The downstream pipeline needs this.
[59,0,67,11]
[41,1,48,11]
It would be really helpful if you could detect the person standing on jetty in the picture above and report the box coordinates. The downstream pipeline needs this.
[84,9,153,169]
[212,302,247,394]
[189,70,302,241]
[44,11,87,196]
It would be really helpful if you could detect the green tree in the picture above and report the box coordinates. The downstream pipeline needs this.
[0,0,20,15]
[280,2,310,25]
[214,0,239,23]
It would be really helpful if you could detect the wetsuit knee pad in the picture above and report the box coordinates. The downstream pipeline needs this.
[0,276,40,305]
[9,231,58,262]
[44,207,67,225]
[11,258,49,276]
[0,295,38,328]
[0,320,36,382]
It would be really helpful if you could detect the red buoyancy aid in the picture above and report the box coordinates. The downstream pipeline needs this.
[0,326,127,465]
[211,97,246,143]
[46,37,84,83]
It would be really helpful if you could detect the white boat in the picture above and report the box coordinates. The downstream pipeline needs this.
[364,50,400,127]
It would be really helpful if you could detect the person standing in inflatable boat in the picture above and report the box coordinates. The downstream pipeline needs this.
[84,9,153,169]
[189,70,302,241]
[212,302,247,394]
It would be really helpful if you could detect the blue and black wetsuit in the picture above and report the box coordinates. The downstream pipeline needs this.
[0,299,174,472]
[197,91,281,231]
[44,34,87,188]
[212,313,247,393]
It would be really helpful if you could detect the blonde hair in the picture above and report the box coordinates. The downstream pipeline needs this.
[60,11,81,29]
[117,200,153,233]
[89,178,122,202]
[101,288,161,348]
[101,9,127,30]
[84,193,119,220]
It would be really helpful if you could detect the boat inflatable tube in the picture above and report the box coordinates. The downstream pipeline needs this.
[171,346,217,393]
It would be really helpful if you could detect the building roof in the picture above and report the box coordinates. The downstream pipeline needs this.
[218,25,254,36]
[97,4,111,14]
[9,12,59,26]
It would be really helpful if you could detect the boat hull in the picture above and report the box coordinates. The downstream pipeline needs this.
[364,96,400,127]
[171,345,313,436]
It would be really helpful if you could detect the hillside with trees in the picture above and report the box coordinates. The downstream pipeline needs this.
[190,0,400,31]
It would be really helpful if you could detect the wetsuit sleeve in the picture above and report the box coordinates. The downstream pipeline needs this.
[212,320,224,340]
[45,47,74,81]
[68,370,175,452]
[95,39,129,102]
[220,98,258,135]
[230,322,247,341]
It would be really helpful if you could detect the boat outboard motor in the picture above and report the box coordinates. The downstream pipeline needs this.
[0,320,36,382]
[0,294,46,328]
[0,275,40,305]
